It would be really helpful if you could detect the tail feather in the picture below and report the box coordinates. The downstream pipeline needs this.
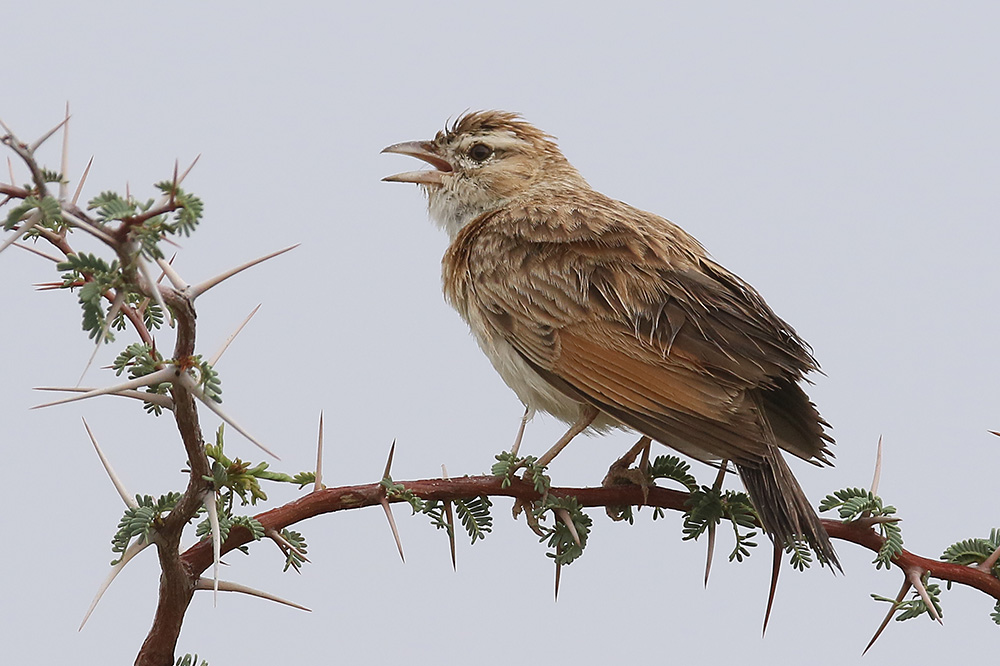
[738,450,840,571]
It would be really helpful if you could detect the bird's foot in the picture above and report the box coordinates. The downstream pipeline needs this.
[602,436,652,520]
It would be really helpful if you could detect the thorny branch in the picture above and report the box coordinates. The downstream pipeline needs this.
[3,115,998,666]
[182,476,1000,602]
[2,117,211,666]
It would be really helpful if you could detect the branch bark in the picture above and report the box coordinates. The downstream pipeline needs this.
[181,475,1000,602]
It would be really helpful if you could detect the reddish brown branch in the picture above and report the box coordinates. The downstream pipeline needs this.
[181,476,1000,602]
[135,288,212,666]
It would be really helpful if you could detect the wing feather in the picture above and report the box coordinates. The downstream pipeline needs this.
[443,192,832,465]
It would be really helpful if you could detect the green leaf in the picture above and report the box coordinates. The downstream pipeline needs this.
[110,493,181,563]
[154,181,204,236]
[647,455,698,492]
[871,576,943,622]
[455,496,493,544]
[280,529,309,573]
[820,487,903,568]
[941,528,1000,577]
[786,538,814,571]
[537,496,591,566]
[4,195,62,231]
[175,654,208,666]
[683,487,758,563]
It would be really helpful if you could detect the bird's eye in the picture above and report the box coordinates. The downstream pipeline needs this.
[468,143,493,162]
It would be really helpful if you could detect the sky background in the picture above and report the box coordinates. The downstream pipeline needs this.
[2,2,999,664]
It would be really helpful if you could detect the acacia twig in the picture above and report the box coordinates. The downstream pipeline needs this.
[180,476,1000,603]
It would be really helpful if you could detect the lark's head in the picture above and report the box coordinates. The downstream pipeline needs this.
[382,111,586,238]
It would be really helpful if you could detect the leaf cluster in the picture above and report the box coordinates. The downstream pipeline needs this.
[537,496,592,566]
[872,574,944,622]
[194,498,265,552]
[88,185,204,260]
[423,496,494,545]
[941,528,1000,578]
[111,493,182,564]
[4,194,63,233]
[111,342,170,413]
[682,486,759,563]
[785,538,815,571]
[384,474,495,546]
[492,451,549,494]
[205,425,314,506]
[820,487,903,569]
[279,529,309,573]
[189,356,223,403]
[58,252,124,342]
[175,655,208,666]
[647,454,698,492]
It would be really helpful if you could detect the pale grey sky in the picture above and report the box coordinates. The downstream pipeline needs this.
[3,3,998,663]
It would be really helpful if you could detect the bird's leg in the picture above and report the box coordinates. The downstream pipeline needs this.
[603,436,652,487]
[602,436,653,520]
[509,405,535,458]
[535,404,599,468]
[512,404,598,534]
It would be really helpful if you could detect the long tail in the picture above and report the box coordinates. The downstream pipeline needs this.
[738,450,840,571]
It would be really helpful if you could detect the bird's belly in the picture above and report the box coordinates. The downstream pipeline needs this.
[466,320,619,432]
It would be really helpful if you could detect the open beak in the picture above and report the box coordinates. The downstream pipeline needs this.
[381,141,452,186]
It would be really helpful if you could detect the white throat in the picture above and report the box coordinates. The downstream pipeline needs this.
[425,184,503,241]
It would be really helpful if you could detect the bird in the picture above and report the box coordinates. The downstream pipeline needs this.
[382,110,838,567]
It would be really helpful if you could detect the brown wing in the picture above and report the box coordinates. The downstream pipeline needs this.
[445,191,832,466]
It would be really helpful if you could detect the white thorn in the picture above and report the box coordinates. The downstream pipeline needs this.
[979,543,1000,574]
[12,241,63,263]
[35,385,173,410]
[314,411,325,491]
[148,154,201,210]
[71,156,94,206]
[194,578,311,612]
[204,494,221,606]
[208,304,261,366]
[554,547,562,601]
[267,528,311,564]
[78,291,125,386]
[32,366,177,409]
[188,244,299,300]
[555,508,581,548]
[155,256,189,292]
[380,498,405,563]
[177,371,279,459]
[136,256,172,328]
[442,464,457,571]
[0,209,42,256]
[178,155,200,184]
[870,435,884,496]
[6,156,14,186]
[79,539,151,630]
[82,418,136,509]
[863,578,912,655]
[906,568,942,624]
[382,439,397,480]
[28,114,71,153]
[59,103,70,202]
[202,505,224,585]
[60,209,116,245]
